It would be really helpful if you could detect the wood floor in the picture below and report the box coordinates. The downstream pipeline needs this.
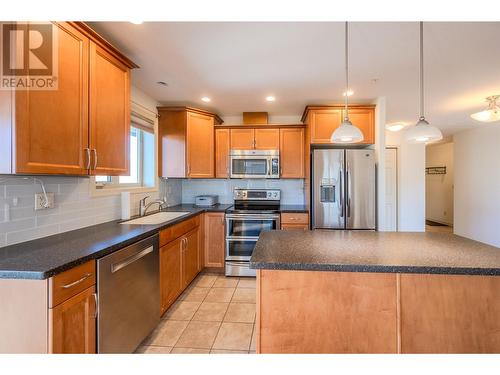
[136,272,256,354]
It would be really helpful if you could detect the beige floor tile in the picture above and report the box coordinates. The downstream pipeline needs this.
[249,351,256,354]
[164,301,201,321]
[212,322,254,351]
[179,287,210,302]
[135,345,172,354]
[224,303,255,323]
[232,288,256,303]
[250,325,256,351]
[204,287,235,303]
[193,274,218,288]
[213,276,239,288]
[210,349,249,354]
[170,347,210,354]
[175,321,221,349]
[237,278,256,289]
[143,320,189,347]
[192,302,229,322]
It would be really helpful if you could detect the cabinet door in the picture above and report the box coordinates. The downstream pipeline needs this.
[343,108,375,144]
[280,128,304,178]
[186,112,215,178]
[215,129,230,178]
[160,238,183,314]
[15,22,89,175]
[255,128,280,150]
[182,228,200,288]
[281,224,309,231]
[309,109,342,144]
[230,129,255,150]
[89,41,130,176]
[50,285,96,354]
[204,213,225,268]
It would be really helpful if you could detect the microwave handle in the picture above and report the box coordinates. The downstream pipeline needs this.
[267,158,272,176]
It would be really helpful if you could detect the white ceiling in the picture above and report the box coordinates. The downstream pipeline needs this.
[90,22,500,136]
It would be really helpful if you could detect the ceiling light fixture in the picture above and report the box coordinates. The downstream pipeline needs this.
[331,22,364,144]
[343,90,354,97]
[386,123,406,132]
[404,22,443,144]
[471,95,500,123]
[201,97,211,103]
[156,81,168,86]
[266,96,276,102]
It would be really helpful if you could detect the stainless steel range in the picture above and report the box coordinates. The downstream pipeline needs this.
[225,189,281,277]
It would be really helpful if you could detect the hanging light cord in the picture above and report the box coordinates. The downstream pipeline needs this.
[344,21,349,121]
[419,21,424,121]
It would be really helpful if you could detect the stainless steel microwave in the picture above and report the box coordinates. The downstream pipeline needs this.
[230,150,280,179]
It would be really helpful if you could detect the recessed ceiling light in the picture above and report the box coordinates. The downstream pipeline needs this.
[201,97,211,103]
[343,90,354,97]
[156,81,168,86]
[130,21,143,25]
[386,123,406,132]
[266,96,276,102]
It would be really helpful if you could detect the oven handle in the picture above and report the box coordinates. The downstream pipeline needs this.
[226,214,280,220]
[226,236,260,241]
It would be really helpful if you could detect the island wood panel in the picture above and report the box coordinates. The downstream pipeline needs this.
[279,128,304,178]
[89,40,130,176]
[400,273,500,353]
[230,129,255,150]
[254,128,280,150]
[257,270,398,353]
[186,112,215,178]
[15,22,90,175]
[215,128,230,178]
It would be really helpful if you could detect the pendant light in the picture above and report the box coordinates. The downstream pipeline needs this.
[471,95,500,123]
[404,22,443,143]
[331,22,364,144]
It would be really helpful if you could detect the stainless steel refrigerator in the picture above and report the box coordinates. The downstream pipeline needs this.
[312,149,376,230]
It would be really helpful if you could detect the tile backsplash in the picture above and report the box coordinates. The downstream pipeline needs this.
[0,176,182,248]
[181,179,305,205]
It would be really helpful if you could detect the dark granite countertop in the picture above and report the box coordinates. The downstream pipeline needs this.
[278,205,308,213]
[250,230,500,276]
[0,204,232,280]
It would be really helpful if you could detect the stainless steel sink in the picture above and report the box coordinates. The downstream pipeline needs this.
[121,211,190,225]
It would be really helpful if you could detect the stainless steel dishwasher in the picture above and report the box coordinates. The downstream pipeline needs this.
[97,234,159,353]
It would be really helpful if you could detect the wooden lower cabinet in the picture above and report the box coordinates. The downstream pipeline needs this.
[281,212,309,231]
[160,237,183,314]
[281,223,309,231]
[182,228,201,288]
[204,212,225,268]
[49,285,96,354]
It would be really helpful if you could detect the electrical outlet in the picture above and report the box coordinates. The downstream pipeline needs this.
[35,192,55,210]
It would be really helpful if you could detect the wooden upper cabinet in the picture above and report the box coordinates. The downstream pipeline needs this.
[255,129,280,150]
[89,41,130,176]
[215,128,230,178]
[14,22,90,175]
[279,128,304,178]
[204,212,225,268]
[303,106,375,145]
[343,108,375,145]
[186,112,215,178]
[49,285,96,354]
[158,107,222,178]
[230,128,255,150]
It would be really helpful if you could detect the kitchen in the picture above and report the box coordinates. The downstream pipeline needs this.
[1,3,500,370]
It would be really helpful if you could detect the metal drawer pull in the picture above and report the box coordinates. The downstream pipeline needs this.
[111,246,154,273]
[84,148,91,169]
[93,292,98,319]
[61,273,92,289]
[92,149,98,170]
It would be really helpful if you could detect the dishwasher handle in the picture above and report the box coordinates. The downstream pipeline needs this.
[111,245,154,274]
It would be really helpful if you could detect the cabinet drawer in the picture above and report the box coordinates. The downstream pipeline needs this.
[281,213,309,225]
[49,261,96,308]
[281,223,309,231]
[160,215,200,247]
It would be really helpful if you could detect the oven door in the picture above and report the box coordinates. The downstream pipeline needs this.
[230,156,270,179]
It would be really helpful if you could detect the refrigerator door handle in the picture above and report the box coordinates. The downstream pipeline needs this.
[339,167,344,217]
[346,163,351,218]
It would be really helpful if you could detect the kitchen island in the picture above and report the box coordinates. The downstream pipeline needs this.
[250,230,500,354]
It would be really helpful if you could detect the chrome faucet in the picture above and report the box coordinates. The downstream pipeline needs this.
[139,196,167,216]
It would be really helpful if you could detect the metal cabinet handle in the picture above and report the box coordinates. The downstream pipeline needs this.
[111,246,154,273]
[93,292,98,319]
[91,149,98,170]
[61,273,92,289]
[84,148,91,170]
[187,164,191,176]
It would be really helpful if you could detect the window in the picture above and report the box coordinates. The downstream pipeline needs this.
[94,107,156,192]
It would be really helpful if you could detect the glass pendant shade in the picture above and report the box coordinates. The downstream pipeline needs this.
[331,118,364,143]
[404,117,443,143]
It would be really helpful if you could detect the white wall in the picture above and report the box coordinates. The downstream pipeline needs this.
[454,126,500,247]
[374,97,387,230]
[426,142,454,225]
[386,130,426,232]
